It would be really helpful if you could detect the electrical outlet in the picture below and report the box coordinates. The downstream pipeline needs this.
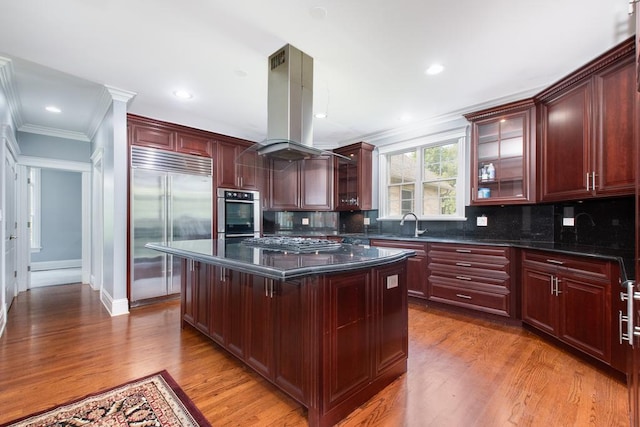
[302,218,309,225]
[476,216,488,227]
[563,218,575,226]
[364,218,370,225]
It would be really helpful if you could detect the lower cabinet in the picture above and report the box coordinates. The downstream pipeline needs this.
[181,258,408,426]
[428,243,514,318]
[521,250,624,372]
[369,239,428,299]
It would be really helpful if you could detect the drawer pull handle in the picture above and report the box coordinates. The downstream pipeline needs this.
[456,249,472,253]
[456,262,472,267]
[546,259,564,265]
[456,275,472,281]
[456,293,472,299]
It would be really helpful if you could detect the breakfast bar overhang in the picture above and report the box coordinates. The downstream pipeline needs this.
[146,239,415,427]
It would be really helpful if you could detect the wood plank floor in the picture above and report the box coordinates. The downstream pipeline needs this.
[0,283,629,426]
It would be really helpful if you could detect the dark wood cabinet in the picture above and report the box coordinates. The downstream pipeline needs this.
[537,38,636,202]
[128,114,214,157]
[266,156,333,210]
[333,142,374,211]
[428,243,514,318]
[369,239,428,299]
[180,258,408,427]
[465,100,536,205]
[216,139,259,190]
[521,250,623,372]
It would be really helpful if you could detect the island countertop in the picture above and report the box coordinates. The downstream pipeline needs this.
[146,239,415,280]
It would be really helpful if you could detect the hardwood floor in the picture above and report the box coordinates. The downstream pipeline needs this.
[0,284,629,426]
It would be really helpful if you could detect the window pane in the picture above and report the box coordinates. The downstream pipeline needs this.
[424,143,458,179]
[423,180,457,215]
[388,151,417,184]
[387,183,415,216]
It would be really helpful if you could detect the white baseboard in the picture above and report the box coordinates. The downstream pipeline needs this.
[31,259,82,271]
[100,288,129,316]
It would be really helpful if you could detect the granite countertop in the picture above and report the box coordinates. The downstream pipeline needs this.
[336,233,635,281]
[146,239,416,280]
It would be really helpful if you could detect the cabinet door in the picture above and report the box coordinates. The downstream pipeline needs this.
[559,275,610,363]
[131,124,175,151]
[245,275,274,378]
[269,160,300,210]
[272,279,306,402]
[217,141,240,189]
[301,156,333,210]
[177,133,212,157]
[193,262,212,335]
[522,266,558,335]
[209,266,227,346]
[470,108,534,204]
[595,57,636,196]
[539,81,592,201]
[323,271,371,410]
[224,268,245,358]
[373,263,408,375]
[181,259,195,327]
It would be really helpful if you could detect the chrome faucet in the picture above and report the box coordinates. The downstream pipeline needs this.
[400,212,427,237]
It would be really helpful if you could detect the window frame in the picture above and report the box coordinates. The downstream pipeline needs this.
[378,127,468,221]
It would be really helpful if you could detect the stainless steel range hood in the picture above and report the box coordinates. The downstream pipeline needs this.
[237,44,349,170]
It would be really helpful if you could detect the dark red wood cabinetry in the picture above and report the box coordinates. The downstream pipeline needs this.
[333,142,374,211]
[521,250,624,373]
[128,114,212,157]
[369,239,428,299]
[180,258,408,427]
[216,139,259,190]
[465,100,536,205]
[266,155,333,210]
[536,38,636,201]
[428,243,515,318]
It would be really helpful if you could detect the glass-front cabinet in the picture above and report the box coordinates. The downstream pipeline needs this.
[334,142,374,210]
[465,99,536,205]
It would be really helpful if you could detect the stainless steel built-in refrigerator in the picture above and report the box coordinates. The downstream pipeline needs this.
[130,146,213,305]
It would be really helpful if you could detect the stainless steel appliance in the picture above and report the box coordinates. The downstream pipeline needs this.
[217,188,260,239]
[241,236,341,253]
[130,146,213,305]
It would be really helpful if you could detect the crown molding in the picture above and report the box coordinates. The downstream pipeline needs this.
[0,56,24,129]
[18,123,91,142]
[86,86,115,141]
[105,85,136,104]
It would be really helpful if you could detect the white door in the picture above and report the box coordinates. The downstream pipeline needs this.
[4,153,17,310]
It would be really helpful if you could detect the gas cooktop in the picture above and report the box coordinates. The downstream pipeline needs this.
[241,236,342,253]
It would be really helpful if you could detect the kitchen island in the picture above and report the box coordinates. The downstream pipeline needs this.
[146,238,415,427]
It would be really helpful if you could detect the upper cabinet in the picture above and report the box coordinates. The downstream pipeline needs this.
[215,139,259,191]
[128,114,212,157]
[265,155,334,211]
[333,142,374,211]
[465,100,536,205]
[536,37,636,202]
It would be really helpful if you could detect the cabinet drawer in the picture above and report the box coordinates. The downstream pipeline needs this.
[369,239,428,254]
[522,251,612,282]
[429,243,509,258]
[428,267,509,290]
[429,280,510,317]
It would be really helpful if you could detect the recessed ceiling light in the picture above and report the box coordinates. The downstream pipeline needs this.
[173,90,193,100]
[45,105,61,113]
[399,114,413,122]
[425,64,444,75]
[314,112,327,119]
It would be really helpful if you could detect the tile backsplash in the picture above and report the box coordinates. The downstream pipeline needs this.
[263,196,634,250]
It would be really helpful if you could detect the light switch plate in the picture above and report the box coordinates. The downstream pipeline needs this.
[302,218,309,225]
[477,216,488,227]
[386,274,398,289]
[563,218,575,226]
[363,218,370,225]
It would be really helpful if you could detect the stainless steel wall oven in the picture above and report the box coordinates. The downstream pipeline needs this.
[217,188,260,238]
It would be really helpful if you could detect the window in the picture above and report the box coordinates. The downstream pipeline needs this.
[380,130,466,220]
[28,167,41,252]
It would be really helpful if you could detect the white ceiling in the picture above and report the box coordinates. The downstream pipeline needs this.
[0,1,634,147]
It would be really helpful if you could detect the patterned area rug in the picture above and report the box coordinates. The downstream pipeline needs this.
[0,370,211,427]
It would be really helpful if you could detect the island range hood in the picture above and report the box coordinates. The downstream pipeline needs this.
[237,44,349,168]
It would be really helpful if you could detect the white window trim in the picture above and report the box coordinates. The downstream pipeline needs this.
[378,126,468,221]
[28,167,42,252]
